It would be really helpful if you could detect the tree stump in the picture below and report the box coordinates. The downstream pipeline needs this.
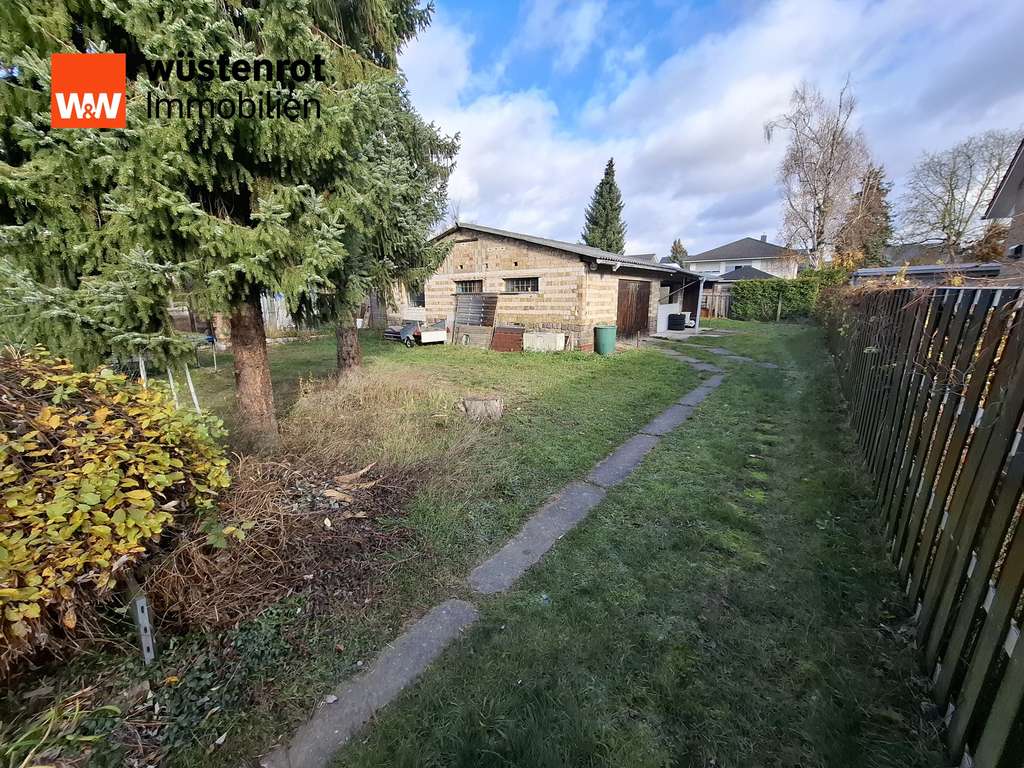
[459,397,504,421]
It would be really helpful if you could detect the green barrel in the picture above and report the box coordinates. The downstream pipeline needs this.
[594,325,616,355]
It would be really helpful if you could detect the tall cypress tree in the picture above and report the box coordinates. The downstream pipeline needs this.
[581,158,626,254]
[836,163,893,266]
[0,1,455,447]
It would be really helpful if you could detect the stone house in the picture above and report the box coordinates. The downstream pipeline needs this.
[420,222,703,350]
[682,235,799,278]
[985,137,1024,260]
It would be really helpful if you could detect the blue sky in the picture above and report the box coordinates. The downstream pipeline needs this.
[400,0,1024,255]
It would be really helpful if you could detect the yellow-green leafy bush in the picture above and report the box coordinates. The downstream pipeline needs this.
[0,347,230,669]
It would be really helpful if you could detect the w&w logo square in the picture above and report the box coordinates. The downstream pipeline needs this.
[50,53,126,128]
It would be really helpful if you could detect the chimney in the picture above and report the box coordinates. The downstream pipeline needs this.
[760,234,767,242]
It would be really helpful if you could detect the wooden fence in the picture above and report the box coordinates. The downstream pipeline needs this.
[830,286,1024,767]
[701,290,732,318]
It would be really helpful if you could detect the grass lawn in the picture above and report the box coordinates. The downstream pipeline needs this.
[178,337,702,766]
[5,332,701,767]
[332,322,945,768]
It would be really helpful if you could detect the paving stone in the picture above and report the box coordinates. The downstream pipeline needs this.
[586,433,660,488]
[468,482,607,594]
[691,361,723,373]
[678,375,724,406]
[678,388,711,406]
[640,403,695,436]
[673,342,780,369]
[260,599,479,768]
[651,348,703,364]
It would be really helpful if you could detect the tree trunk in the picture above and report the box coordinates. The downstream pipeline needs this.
[229,287,280,449]
[336,317,362,376]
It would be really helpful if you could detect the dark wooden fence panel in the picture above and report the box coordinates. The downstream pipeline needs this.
[829,287,1024,768]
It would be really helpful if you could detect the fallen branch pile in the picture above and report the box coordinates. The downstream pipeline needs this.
[145,456,415,629]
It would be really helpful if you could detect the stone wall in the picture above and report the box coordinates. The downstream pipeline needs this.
[426,230,665,350]
[576,270,659,349]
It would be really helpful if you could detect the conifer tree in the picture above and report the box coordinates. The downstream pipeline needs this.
[836,163,893,265]
[581,158,626,254]
[669,239,688,266]
[292,90,456,375]
[0,1,455,446]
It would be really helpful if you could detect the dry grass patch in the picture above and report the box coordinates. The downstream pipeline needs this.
[282,367,493,471]
[147,363,505,633]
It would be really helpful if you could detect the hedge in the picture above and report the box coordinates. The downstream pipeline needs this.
[729,269,848,321]
[0,347,230,671]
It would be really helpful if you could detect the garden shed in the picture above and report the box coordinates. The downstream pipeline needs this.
[424,223,703,350]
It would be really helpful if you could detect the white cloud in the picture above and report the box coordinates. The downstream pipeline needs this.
[399,20,472,114]
[402,0,1024,256]
[520,0,608,71]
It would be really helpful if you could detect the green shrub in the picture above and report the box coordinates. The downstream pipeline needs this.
[0,347,230,671]
[730,268,848,321]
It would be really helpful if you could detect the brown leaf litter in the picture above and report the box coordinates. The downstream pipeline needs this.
[144,455,417,630]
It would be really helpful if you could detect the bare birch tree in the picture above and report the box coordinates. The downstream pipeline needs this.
[899,129,1021,262]
[765,80,869,268]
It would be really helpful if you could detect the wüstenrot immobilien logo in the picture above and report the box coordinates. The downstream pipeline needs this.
[50,53,126,128]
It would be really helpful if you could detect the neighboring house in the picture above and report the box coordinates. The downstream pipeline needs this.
[706,265,777,282]
[850,262,1002,286]
[682,235,799,278]
[425,222,704,350]
[984,137,1024,260]
[700,265,777,318]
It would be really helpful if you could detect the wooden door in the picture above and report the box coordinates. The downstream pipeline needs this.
[616,279,650,337]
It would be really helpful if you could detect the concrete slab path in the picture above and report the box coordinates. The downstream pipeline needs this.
[259,347,727,768]
[261,600,479,768]
[672,342,780,369]
[468,481,607,593]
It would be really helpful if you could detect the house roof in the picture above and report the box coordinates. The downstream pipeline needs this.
[851,262,1002,279]
[706,265,778,282]
[985,137,1024,219]
[686,237,791,263]
[433,222,698,278]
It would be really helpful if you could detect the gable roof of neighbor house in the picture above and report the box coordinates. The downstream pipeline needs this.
[686,236,791,263]
[706,265,778,282]
[432,222,698,277]
[985,137,1024,219]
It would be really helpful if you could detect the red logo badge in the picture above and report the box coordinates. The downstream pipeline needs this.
[51,53,126,128]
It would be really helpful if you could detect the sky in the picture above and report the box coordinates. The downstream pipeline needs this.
[399,0,1024,257]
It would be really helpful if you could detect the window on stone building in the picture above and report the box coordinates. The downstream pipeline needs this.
[504,277,539,293]
[455,280,483,293]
